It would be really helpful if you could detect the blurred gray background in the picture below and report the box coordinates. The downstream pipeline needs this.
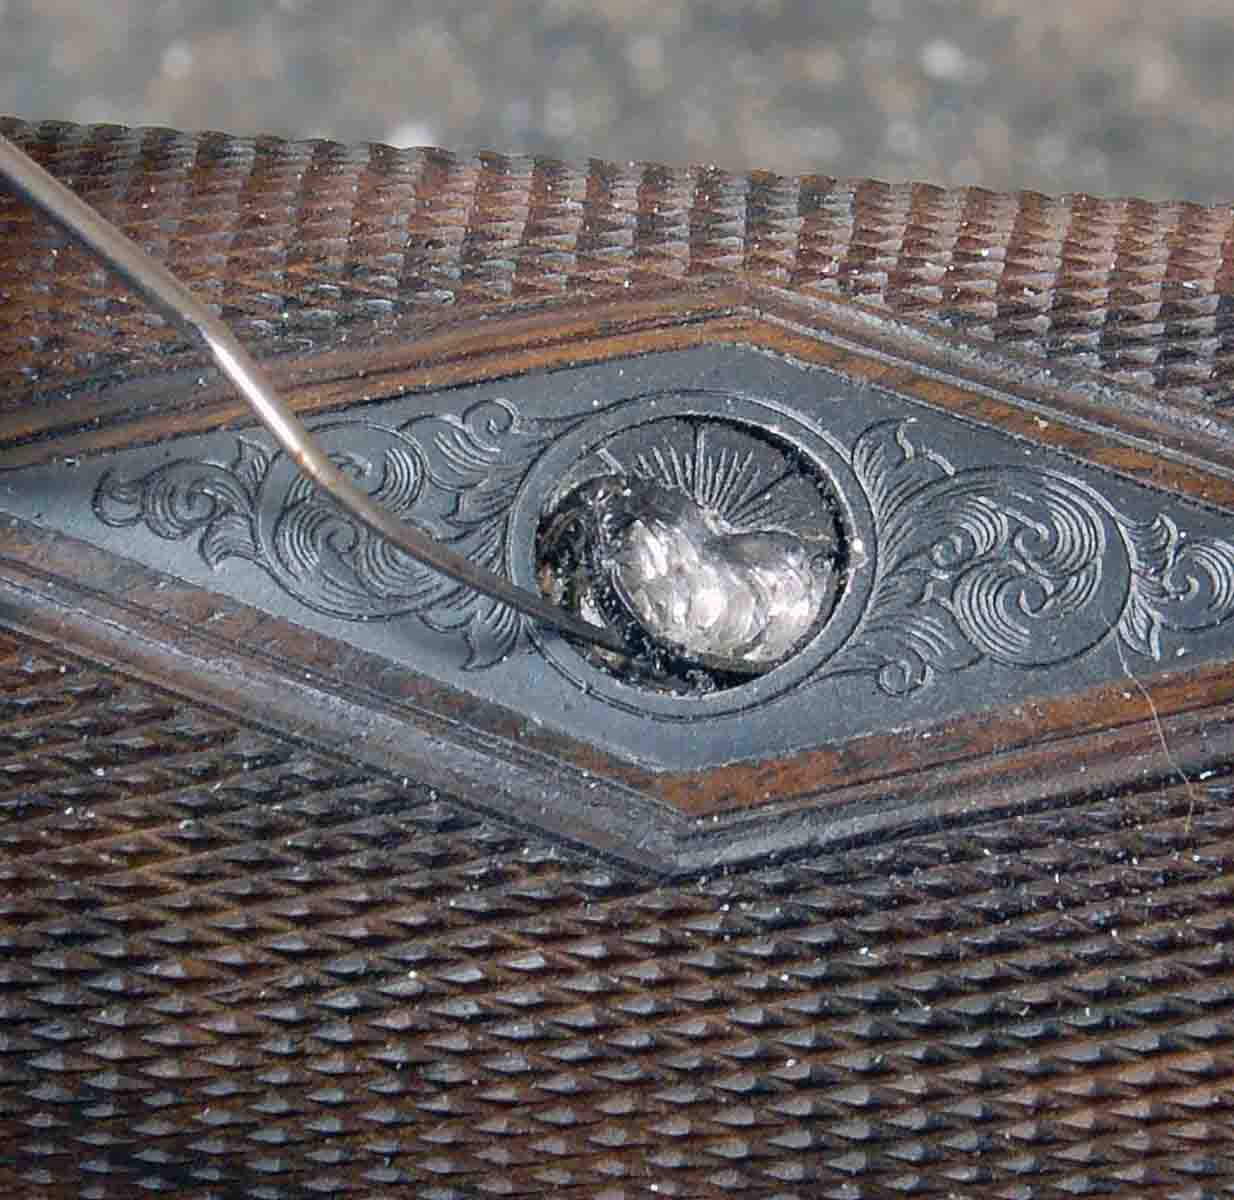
[4,0,1234,203]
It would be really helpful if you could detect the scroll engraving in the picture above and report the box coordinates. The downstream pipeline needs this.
[91,400,1234,691]
[825,420,1234,695]
[94,399,574,669]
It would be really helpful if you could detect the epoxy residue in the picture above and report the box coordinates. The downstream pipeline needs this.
[538,474,842,693]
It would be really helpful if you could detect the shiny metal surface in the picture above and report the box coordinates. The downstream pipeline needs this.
[592,477,833,666]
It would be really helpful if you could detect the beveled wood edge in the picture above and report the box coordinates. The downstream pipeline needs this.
[5,283,1234,510]
[3,515,1234,875]
[0,521,678,874]
[673,712,1234,872]
[667,660,1234,816]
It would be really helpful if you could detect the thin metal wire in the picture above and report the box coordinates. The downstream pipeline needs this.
[0,132,631,658]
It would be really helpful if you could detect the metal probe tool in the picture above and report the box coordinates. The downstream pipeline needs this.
[0,132,633,660]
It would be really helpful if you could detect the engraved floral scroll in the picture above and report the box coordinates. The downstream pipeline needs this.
[93,399,1234,693]
[823,420,1234,695]
[94,399,575,669]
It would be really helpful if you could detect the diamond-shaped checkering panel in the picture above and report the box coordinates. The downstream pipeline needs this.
[0,635,1233,1197]
[6,344,1234,773]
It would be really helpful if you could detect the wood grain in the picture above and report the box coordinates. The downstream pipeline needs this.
[5,117,1234,409]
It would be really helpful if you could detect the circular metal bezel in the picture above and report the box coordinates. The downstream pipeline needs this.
[512,390,876,720]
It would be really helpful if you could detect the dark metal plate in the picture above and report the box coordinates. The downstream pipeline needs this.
[5,344,1234,776]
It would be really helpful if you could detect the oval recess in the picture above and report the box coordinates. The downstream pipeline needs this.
[511,390,876,721]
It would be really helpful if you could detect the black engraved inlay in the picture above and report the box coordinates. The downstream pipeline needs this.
[93,400,579,669]
[36,342,1232,771]
[88,395,1234,709]
[821,419,1234,696]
